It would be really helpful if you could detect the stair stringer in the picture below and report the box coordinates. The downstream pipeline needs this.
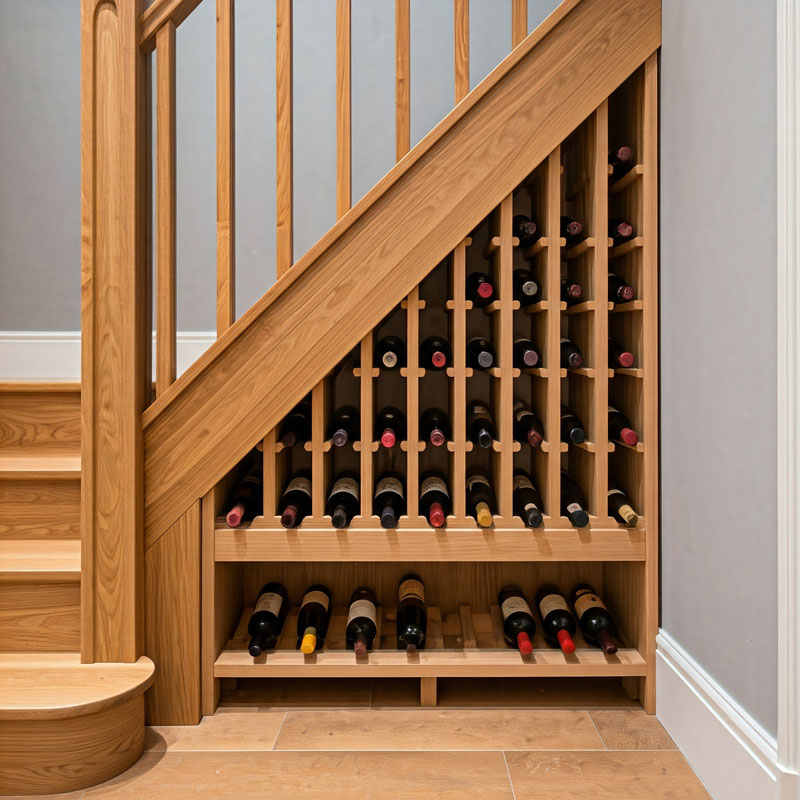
[142,0,661,544]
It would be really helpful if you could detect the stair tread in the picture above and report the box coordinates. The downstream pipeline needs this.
[0,654,155,720]
[0,453,81,480]
[0,540,80,581]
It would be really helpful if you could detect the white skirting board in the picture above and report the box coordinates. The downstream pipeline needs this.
[0,331,216,379]
[657,630,782,800]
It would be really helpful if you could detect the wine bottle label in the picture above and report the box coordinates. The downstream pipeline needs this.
[513,404,533,423]
[420,476,449,497]
[607,489,625,498]
[398,578,425,603]
[501,595,532,619]
[254,591,283,616]
[566,502,583,514]
[539,593,569,617]
[523,502,540,514]
[573,591,607,617]
[466,474,491,492]
[329,477,359,500]
[284,477,312,497]
[375,476,404,499]
[513,338,532,346]
[561,337,571,344]
[241,474,262,488]
[608,405,621,414]
[469,403,490,418]
[347,599,377,625]
[301,590,330,611]
[513,474,534,491]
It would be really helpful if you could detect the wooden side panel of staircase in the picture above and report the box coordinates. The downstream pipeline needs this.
[142,0,661,541]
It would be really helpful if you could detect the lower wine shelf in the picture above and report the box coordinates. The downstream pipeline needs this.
[214,605,646,679]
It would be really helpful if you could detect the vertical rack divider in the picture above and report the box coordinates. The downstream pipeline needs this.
[309,379,330,520]
[403,288,423,521]
[357,336,376,520]
[261,429,280,525]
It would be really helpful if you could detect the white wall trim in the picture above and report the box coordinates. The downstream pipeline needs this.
[0,331,217,380]
[657,630,780,800]
[777,0,800,798]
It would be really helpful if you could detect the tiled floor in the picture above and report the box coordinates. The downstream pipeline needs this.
[8,680,711,799]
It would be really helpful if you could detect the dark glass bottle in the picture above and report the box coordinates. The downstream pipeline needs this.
[374,335,406,370]
[374,406,406,448]
[561,471,590,528]
[560,338,584,369]
[535,584,577,654]
[561,215,584,244]
[561,405,586,444]
[571,584,619,654]
[296,584,332,654]
[279,470,313,528]
[513,268,540,306]
[512,470,544,528]
[280,400,312,447]
[513,400,544,447]
[419,472,451,528]
[465,272,495,307]
[466,468,496,528]
[396,574,427,652]
[327,404,359,447]
[609,219,634,245]
[420,335,452,370]
[512,214,539,246]
[498,585,535,655]
[608,272,635,304]
[247,582,289,656]
[608,488,639,526]
[326,472,360,528]
[420,407,450,447]
[225,463,263,528]
[466,399,496,449]
[513,337,540,369]
[608,406,639,446]
[609,338,635,368]
[561,275,583,305]
[373,471,406,528]
[466,337,496,370]
[346,586,378,656]
[608,144,634,180]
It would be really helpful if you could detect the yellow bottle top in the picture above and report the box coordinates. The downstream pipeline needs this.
[619,504,638,526]
[476,501,493,528]
[300,631,317,654]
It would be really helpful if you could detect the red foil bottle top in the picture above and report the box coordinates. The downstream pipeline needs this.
[354,636,367,657]
[477,281,494,299]
[428,502,445,528]
[331,428,348,447]
[620,427,639,446]
[279,504,298,529]
[557,629,576,654]
[619,285,635,301]
[431,350,447,368]
[567,283,583,299]
[380,428,396,448]
[226,503,245,528]
[281,431,297,447]
[527,430,543,447]
[566,220,583,236]
[429,427,446,447]
[617,351,635,368]
[516,631,533,656]
[598,629,618,655]
[616,222,633,238]
[522,349,539,367]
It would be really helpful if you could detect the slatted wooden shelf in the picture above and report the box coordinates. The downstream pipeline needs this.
[610,163,644,194]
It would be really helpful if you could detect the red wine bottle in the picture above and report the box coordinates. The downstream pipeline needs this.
[561,275,583,305]
[608,272,635,303]
[465,271,495,307]
[535,584,577,654]
[466,337,496,370]
[326,472,360,528]
[327,404,359,447]
[374,335,406,370]
[513,470,544,527]
[609,219,634,245]
[608,144,634,179]
[609,338,635,368]
[498,585,535,655]
[513,268,540,307]
[374,406,406,448]
[396,574,426,652]
[561,405,586,444]
[513,400,544,447]
[466,468,496,528]
[571,584,619,654]
[225,463,263,527]
[280,400,312,447]
[419,472,451,528]
[608,488,639,526]
[561,215,584,244]
[560,338,584,369]
[279,470,312,528]
[297,584,332,654]
[247,582,288,656]
[466,399,496,448]
[561,471,590,528]
[513,337,540,368]
[512,214,539,246]
[420,335,452,370]
[346,586,378,656]
[608,406,639,445]
[373,471,406,528]
[420,407,450,447]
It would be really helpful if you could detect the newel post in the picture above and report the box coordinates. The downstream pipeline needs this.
[81,0,150,663]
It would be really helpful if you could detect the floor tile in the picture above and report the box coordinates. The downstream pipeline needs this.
[145,711,286,751]
[589,709,677,750]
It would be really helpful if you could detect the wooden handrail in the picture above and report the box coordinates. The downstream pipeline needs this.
[139,0,203,53]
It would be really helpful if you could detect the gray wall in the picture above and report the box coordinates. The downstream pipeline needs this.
[661,0,777,735]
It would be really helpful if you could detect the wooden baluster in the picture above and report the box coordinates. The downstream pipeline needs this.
[357,338,376,519]
[276,0,293,277]
[403,289,422,521]
[454,0,469,103]
[156,21,177,395]
[336,0,351,218]
[511,0,527,47]
[395,0,410,159]
[261,429,280,524]
[309,380,330,520]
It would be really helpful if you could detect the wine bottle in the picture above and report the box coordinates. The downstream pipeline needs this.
[571,584,619,654]
[466,337,496,370]
[512,214,539,246]
[513,268,540,306]
[608,488,639,526]
[396,573,426,652]
[466,399,496,448]
[419,472,451,528]
[296,584,332,654]
[326,472,360,528]
[420,407,450,447]
[225,463,263,528]
[279,470,312,528]
[420,335,452,370]
[498,586,535,655]
[465,272,495,307]
[327,404,359,447]
[560,338,584,369]
[466,468,496,528]
[513,400,544,447]
[512,470,544,528]
[561,471,590,528]
[346,586,378,656]
[513,337,540,369]
[609,338,635,368]
[561,405,586,444]
[609,144,634,178]
[375,335,406,370]
[609,219,634,245]
[373,472,406,528]
[374,406,406,448]
[608,406,639,446]
[561,275,583,305]
[535,584,577,654]
[247,582,288,656]
[280,400,312,447]
[561,215,584,244]
[608,272,635,303]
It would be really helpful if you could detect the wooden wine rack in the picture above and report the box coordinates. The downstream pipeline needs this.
[202,59,658,712]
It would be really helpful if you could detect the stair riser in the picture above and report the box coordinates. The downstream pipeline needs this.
[0,391,80,453]
[0,479,80,539]
[0,583,81,653]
